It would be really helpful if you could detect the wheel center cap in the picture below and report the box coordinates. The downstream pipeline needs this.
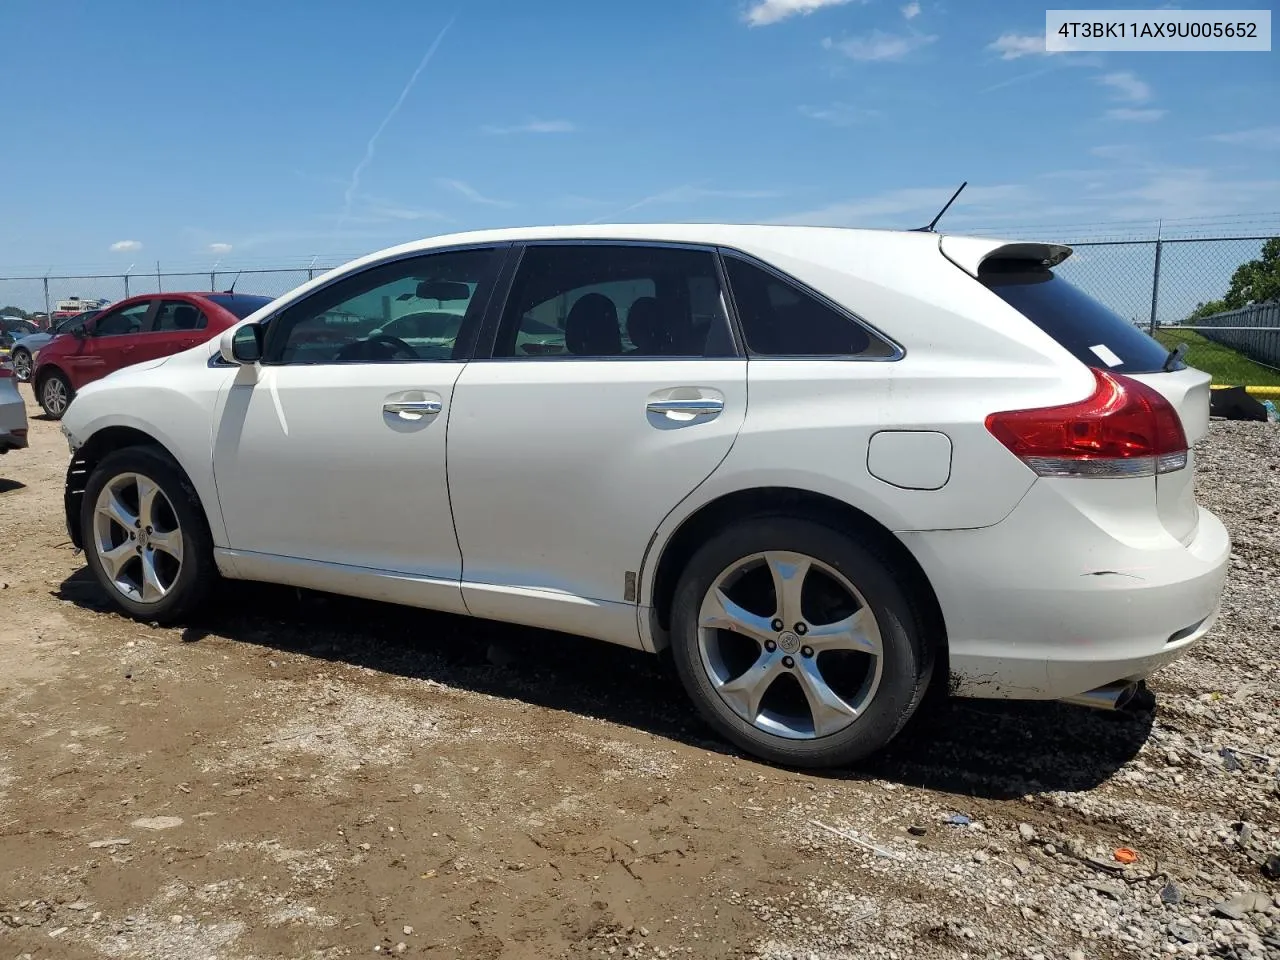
[778,630,801,655]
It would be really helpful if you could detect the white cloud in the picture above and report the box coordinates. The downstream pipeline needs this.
[587,183,783,223]
[1209,126,1280,149]
[480,118,576,135]
[436,178,512,207]
[744,0,858,27]
[1105,108,1166,123]
[1099,71,1151,103]
[208,242,233,254]
[822,29,937,61]
[901,1,920,18]
[109,240,142,252]
[987,32,1051,59]
[798,102,878,125]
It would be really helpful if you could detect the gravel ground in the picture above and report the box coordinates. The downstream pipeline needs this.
[0,393,1277,960]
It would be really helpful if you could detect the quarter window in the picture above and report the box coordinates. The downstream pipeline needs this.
[265,248,501,365]
[493,244,736,359]
[94,302,153,337]
[723,255,896,358]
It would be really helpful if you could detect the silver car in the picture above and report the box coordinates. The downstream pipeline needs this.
[0,356,28,454]
[9,309,101,382]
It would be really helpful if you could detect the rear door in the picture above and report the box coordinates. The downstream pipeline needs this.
[445,241,747,645]
[149,298,210,361]
[977,256,1209,542]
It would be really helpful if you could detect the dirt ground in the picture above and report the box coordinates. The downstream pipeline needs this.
[1,388,1278,960]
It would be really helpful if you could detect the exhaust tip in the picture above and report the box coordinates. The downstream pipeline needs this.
[1061,681,1140,712]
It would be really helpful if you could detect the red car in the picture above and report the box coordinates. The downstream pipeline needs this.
[33,292,273,419]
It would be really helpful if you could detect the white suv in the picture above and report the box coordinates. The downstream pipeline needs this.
[58,224,1230,768]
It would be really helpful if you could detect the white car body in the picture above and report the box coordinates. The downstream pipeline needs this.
[0,360,28,453]
[58,223,1229,763]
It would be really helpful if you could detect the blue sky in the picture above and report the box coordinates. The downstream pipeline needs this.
[0,0,1276,274]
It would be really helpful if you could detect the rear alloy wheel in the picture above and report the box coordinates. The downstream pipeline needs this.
[38,370,72,419]
[670,517,932,768]
[12,349,32,383]
[81,446,217,623]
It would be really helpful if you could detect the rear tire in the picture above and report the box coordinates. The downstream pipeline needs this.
[669,516,932,768]
[81,446,218,624]
[12,348,32,383]
[38,369,73,419]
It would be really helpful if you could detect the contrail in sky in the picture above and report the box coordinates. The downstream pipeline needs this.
[336,15,456,236]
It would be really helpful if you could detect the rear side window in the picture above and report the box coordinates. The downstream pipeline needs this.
[723,255,897,358]
[979,258,1175,374]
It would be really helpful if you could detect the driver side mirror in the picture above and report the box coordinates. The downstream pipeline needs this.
[220,323,263,364]
[72,325,88,340]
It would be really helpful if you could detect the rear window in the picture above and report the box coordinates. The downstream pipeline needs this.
[979,258,1176,374]
[206,294,273,319]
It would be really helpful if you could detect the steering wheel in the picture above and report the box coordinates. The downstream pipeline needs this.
[335,334,420,362]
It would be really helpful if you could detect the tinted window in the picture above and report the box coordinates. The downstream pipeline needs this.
[58,310,100,334]
[724,256,895,358]
[980,259,1173,374]
[494,244,734,359]
[266,248,499,365]
[153,300,208,332]
[95,302,152,337]
[205,294,274,319]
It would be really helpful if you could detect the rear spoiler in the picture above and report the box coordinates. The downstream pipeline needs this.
[938,235,1073,278]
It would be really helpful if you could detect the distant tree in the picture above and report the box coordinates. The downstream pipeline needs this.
[1223,237,1280,309]
[0,305,31,319]
[1187,299,1228,321]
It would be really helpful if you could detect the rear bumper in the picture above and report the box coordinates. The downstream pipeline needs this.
[899,480,1231,701]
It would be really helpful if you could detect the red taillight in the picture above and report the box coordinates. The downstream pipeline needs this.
[985,367,1188,478]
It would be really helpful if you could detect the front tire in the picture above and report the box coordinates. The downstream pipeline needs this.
[38,369,73,419]
[12,348,32,383]
[670,517,932,769]
[81,446,217,624]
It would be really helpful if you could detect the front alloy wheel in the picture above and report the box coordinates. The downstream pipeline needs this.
[12,349,32,382]
[39,371,71,418]
[92,472,185,604]
[81,446,217,623]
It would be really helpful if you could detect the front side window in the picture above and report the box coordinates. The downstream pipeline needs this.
[153,300,208,333]
[94,302,153,337]
[265,248,501,365]
[492,244,736,359]
[724,255,897,358]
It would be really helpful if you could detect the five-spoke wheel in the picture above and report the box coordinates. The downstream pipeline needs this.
[82,446,216,623]
[671,517,932,768]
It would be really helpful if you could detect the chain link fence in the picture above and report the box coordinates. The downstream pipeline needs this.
[0,268,333,327]
[1,234,1277,380]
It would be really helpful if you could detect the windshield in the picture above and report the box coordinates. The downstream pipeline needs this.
[57,310,99,333]
[206,294,274,319]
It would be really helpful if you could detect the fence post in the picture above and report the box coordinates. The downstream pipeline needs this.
[42,277,50,328]
[1148,235,1163,335]
[211,270,216,291]
[124,273,130,298]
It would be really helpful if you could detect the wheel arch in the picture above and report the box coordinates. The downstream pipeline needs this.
[644,486,948,678]
[66,426,210,552]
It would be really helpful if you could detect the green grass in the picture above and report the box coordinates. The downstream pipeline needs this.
[1151,328,1280,387]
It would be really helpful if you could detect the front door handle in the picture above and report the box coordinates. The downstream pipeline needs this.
[383,399,442,420]
[647,398,724,418]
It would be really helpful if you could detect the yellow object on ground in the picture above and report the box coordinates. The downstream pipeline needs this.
[1211,384,1280,399]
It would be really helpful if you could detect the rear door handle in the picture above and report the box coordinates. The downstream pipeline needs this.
[383,399,442,420]
[646,398,724,417]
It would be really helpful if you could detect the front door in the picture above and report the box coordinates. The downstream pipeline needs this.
[211,245,506,614]
[447,242,748,645]
[65,299,156,389]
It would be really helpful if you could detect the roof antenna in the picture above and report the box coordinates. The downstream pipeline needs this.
[913,180,967,233]
[223,271,242,295]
